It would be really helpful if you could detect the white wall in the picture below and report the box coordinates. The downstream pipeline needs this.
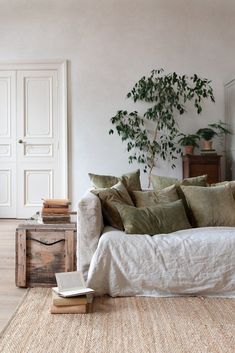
[0,0,235,205]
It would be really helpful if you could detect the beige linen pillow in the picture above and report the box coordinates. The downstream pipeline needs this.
[131,185,179,208]
[116,200,191,235]
[89,169,141,192]
[181,185,235,227]
[150,174,207,191]
[91,181,134,230]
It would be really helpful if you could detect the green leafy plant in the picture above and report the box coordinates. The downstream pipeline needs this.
[109,69,215,183]
[197,121,231,141]
[177,133,200,147]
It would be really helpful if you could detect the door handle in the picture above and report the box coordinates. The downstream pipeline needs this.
[18,139,25,144]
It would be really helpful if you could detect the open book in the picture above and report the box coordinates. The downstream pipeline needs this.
[53,271,94,297]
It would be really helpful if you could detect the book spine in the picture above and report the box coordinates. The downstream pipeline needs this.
[43,199,71,207]
[43,221,71,224]
[53,298,88,306]
[51,304,88,314]
[42,215,70,220]
[42,207,69,214]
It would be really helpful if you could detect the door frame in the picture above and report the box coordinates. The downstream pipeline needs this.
[224,77,235,180]
[0,60,68,216]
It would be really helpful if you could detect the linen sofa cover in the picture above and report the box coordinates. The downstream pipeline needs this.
[77,191,235,297]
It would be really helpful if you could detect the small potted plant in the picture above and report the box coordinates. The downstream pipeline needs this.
[177,133,200,155]
[197,121,231,150]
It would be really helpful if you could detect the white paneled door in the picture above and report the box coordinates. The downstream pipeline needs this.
[0,71,16,217]
[0,62,67,218]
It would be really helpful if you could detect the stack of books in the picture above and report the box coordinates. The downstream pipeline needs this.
[51,271,94,314]
[51,291,92,314]
[41,199,71,224]
[200,149,217,156]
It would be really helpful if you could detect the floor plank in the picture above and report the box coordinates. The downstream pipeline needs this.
[0,220,26,333]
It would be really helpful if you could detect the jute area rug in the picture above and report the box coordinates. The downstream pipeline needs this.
[0,288,234,353]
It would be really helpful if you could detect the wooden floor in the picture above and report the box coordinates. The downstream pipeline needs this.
[0,220,26,333]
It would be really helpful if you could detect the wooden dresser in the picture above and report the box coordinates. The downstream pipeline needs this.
[182,155,222,184]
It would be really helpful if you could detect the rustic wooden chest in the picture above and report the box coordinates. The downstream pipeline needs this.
[15,223,77,287]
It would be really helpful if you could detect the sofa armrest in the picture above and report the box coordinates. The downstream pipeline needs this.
[77,190,103,280]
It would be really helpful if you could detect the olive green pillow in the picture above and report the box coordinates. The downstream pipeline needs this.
[116,200,191,235]
[150,175,179,190]
[150,174,207,191]
[89,169,141,192]
[121,169,141,192]
[88,173,119,189]
[181,175,207,187]
[210,181,229,187]
[211,181,235,199]
[181,185,235,227]
[131,185,179,208]
[91,181,134,230]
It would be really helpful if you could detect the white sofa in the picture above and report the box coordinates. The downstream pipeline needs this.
[77,191,235,297]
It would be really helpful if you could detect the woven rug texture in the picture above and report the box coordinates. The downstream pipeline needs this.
[0,288,234,353]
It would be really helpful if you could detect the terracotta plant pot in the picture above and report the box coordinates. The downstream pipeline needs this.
[184,145,194,155]
[203,140,213,150]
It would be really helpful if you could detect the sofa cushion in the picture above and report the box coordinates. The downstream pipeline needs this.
[131,185,179,208]
[150,174,207,191]
[89,169,141,192]
[91,181,134,230]
[211,180,235,199]
[181,184,235,227]
[121,169,142,192]
[88,173,119,189]
[116,200,191,235]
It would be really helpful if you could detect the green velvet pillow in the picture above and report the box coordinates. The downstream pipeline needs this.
[150,175,179,190]
[121,169,142,192]
[150,174,207,191]
[211,181,235,199]
[116,200,191,235]
[131,185,179,208]
[210,181,229,187]
[91,181,134,230]
[88,173,119,188]
[181,185,235,227]
[89,169,141,192]
[181,175,207,187]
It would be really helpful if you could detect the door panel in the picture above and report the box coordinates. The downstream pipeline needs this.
[17,70,59,218]
[0,78,10,137]
[24,76,52,137]
[24,144,53,157]
[24,168,53,207]
[0,169,11,206]
[0,71,16,217]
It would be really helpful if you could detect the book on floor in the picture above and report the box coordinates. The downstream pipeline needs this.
[53,271,95,298]
[52,291,89,306]
[51,304,88,314]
